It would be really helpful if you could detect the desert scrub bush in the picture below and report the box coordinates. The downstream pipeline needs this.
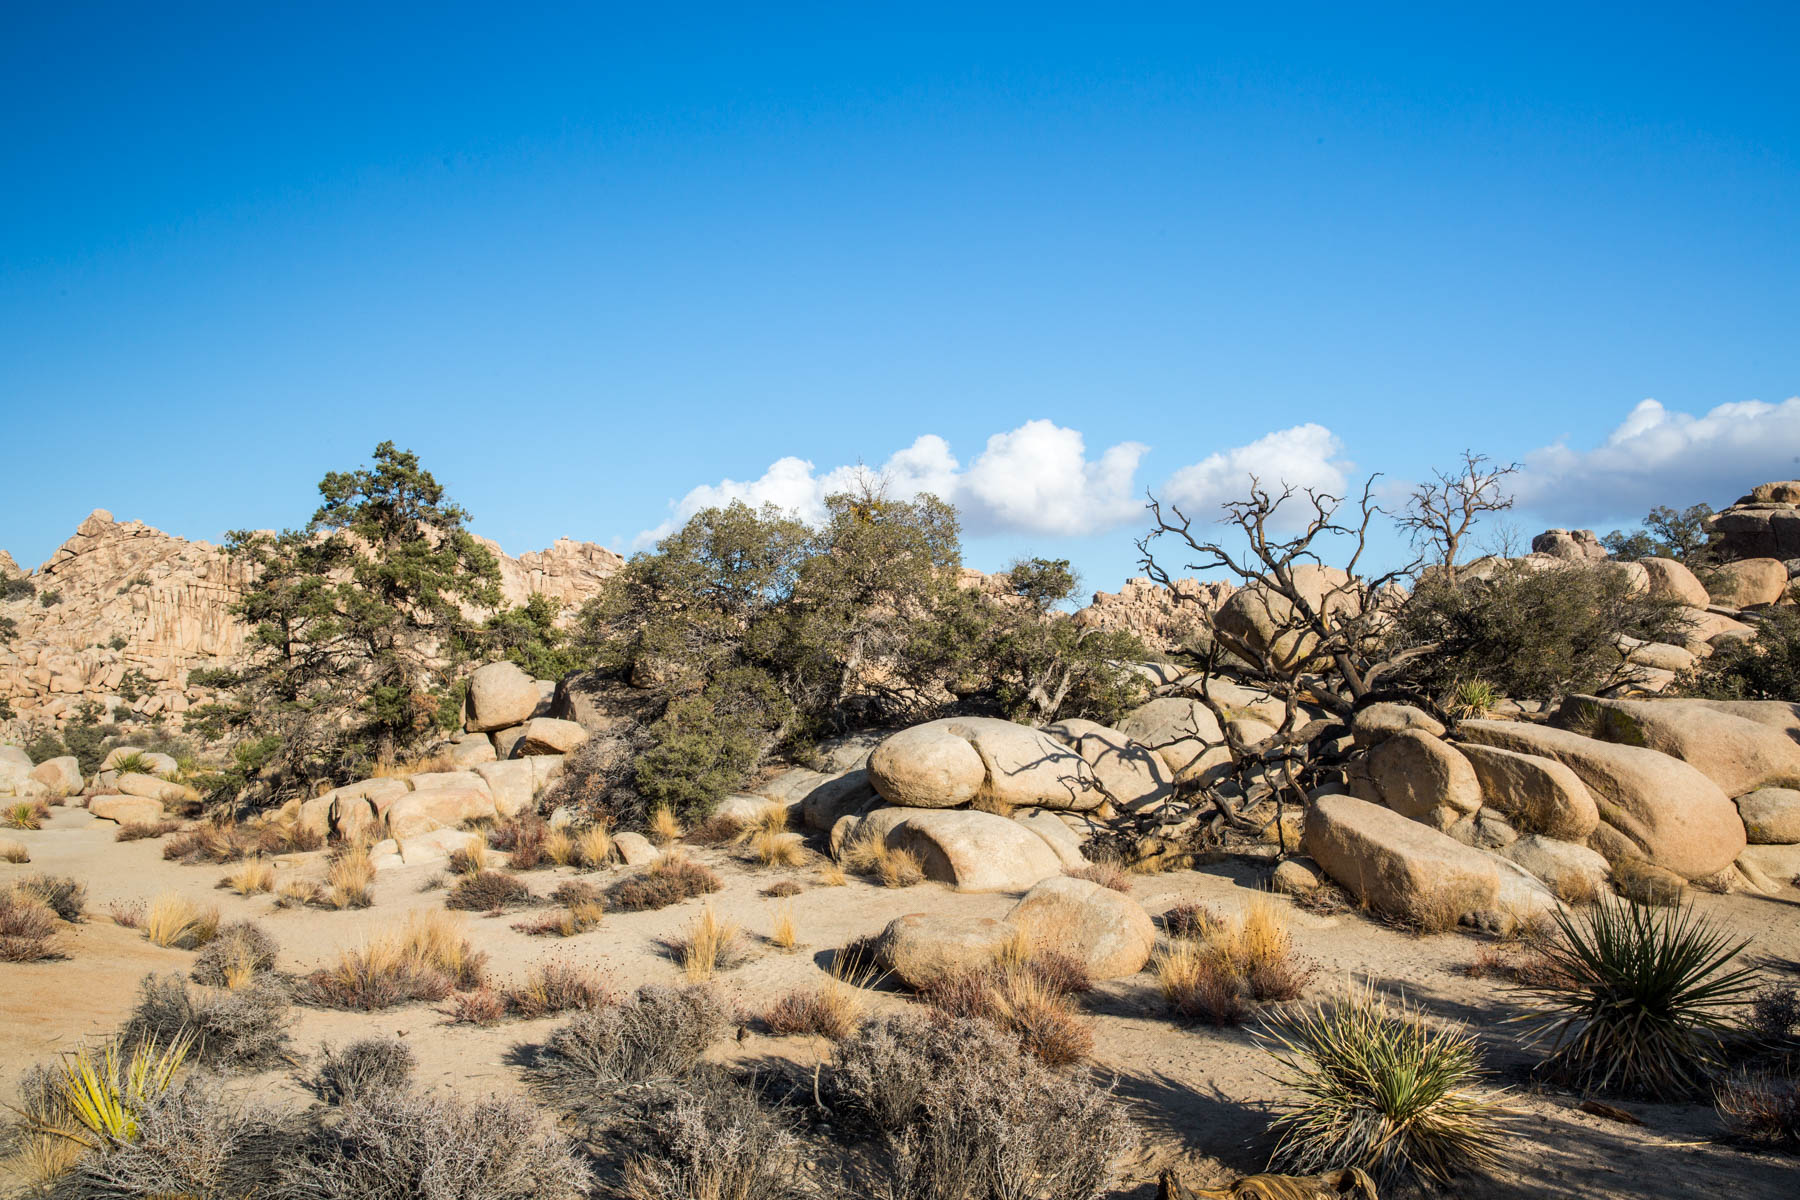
[1065,859,1132,893]
[312,1036,416,1104]
[764,952,879,1041]
[446,869,533,911]
[648,805,685,845]
[220,861,275,896]
[1750,982,1800,1042]
[115,819,182,842]
[832,1011,1137,1200]
[514,897,605,937]
[0,838,29,862]
[500,961,613,1019]
[618,1070,807,1200]
[663,902,745,982]
[162,819,258,864]
[324,844,376,909]
[276,1087,590,1200]
[190,920,279,987]
[488,812,550,869]
[15,873,86,921]
[1684,604,1800,701]
[0,887,62,961]
[7,799,47,829]
[531,984,731,1117]
[142,892,220,949]
[448,986,507,1026]
[105,898,144,928]
[1153,898,1314,1023]
[750,826,807,868]
[1259,986,1508,1188]
[120,972,292,1070]
[447,839,488,875]
[1715,1068,1800,1148]
[571,823,613,868]
[608,851,722,911]
[1153,940,1248,1025]
[302,911,488,1010]
[763,879,805,898]
[1520,898,1757,1098]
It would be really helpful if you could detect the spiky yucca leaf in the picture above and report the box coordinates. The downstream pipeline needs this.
[49,1034,192,1147]
[1260,986,1507,1187]
[1520,898,1755,1098]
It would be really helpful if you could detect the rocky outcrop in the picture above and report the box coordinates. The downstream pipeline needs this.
[1530,529,1608,560]
[1707,482,1800,561]
[1560,695,1800,799]
[867,717,1103,812]
[1070,576,1235,652]
[845,807,1064,892]
[1302,793,1500,924]
[0,509,620,737]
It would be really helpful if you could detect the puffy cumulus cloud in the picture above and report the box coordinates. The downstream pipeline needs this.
[1161,423,1351,523]
[634,419,1355,547]
[1517,396,1800,523]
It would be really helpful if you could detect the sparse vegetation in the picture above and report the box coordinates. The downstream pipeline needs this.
[1716,1068,1800,1149]
[302,911,488,1010]
[116,819,182,841]
[1521,899,1757,1098]
[608,851,722,911]
[446,869,533,911]
[0,887,62,961]
[618,1071,808,1200]
[0,838,29,862]
[312,1036,416,1104]
[531,983,732,1115]
[142,892,220,949]
[15,873,86,921]
[1260,985,1508,1188]
[191,920,279,987]
[500,960,613,1019]
[121,971,293,1069]
[221,861,275,895]
[1154,897,1314,1023]
[665,902,745,981]
[7,800,46,830]
[1065,859,1133,893]
[324,845,376,909]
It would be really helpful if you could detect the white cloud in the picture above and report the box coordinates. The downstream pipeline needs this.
[634,419,1355,547]
[1161,423,1351,523]
[1517,396,1800,523]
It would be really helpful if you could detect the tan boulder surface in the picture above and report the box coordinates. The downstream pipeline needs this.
[1365,730,1481,828]
[1564,695,1800,798]
[1458,719,1746,880]
[464,661,541,732]
[1043,717,1174,811]
[868,717,1101,812]
[1460,743,1600,841]
[1007,875,1156,979]
[848,806,1064,892]
[1302,793,1500,923]
[873,913,1018,989]
[1117,697,1231,784]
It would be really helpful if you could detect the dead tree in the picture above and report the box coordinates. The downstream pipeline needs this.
[1397,450,1519,585]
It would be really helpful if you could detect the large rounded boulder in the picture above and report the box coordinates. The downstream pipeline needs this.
[1561,696,1800,799]
[1006,876,1155,979]
[868,717,1101,812]
[1213,565,1361,671]
[465,661,541,732]
[847,807,1063,892]
[1302,793,1500,924]
[1043,718,1174,811]
[874,913,1017,990]
[1116,698,1231,785]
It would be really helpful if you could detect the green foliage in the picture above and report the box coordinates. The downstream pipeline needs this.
[0,615,16,644]
[1521,899,1757,1099]
[1683,606,1800,701]
[116,670,152,703]
[193,442,502,806]
[631,688,775,824]
[1,576,34,601]
[1261,986,1506,1187]
[1388,560,1688,705]
[38,589,62,608]
[471,593,583,680]
[108,635,127,650]
[1602,502,1719,566]
[61,701,112,776]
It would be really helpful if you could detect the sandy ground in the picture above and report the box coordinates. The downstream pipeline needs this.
[3,801,1798,1199]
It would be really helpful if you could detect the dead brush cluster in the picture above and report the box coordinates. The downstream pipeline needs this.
[542,823,614,868]
[302,911,488,1009]
[1065,859,1133,893]
[488,813,552,869]
[115,819,184,842]
[839,829,925,887]
[451,960,613,1025]
[446,869,534,912]
[162,814,318,864]
[1154,897,1315,1025]
[608,851,722,911]
[0,875,85,961]
[513,880,605,937]
[921,937,1095,1068]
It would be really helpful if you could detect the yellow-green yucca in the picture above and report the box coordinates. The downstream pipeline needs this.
[49,1034,192,1148]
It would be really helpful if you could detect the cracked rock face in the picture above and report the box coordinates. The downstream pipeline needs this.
[0,509,620,736]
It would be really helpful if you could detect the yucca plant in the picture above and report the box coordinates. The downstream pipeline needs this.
[1519,898,1756,1098]
[47,1034,192,1148]
[1260,986,1508,1187]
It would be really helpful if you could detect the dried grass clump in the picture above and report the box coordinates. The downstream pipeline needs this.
[1260,986,1509,1188]
[278,1087,590,1200]
[531,984,731,1111]
[191,920,279,988]
[220,861,275,896]
[763,879,805,898]
[446,869,533,911]
[764,953,878,1041]
[833,1011,1138,1200]
[664,903,745,982]
[143,892,220,949]
[324,845,376,909]
[116,819,183,842]
[106,898,145,928]
[449,986,507,1026]
[489,813,551,870]
[543,828,576,866]
[312,1036,416,1104]
[1716,1068,1800,1148]
[769,904,798,950]
[648,806,684,846]
[1162,901,1226,941]
[162,818,258,864]
[922,946,1095,1066]
[842,830,925,887]
[572,824,613,868]
[121,972,292,1070]
[752,827,808,868]
[819,863,848,887]
[1750,982,1800,1042]
[448,840,489,875]
[15,873,85,921]
[302,911,488,1010]
[1154,897,1314,1024]
[608,851,722,911]
[0,886,61,961]
[686,813,744,844]
[1066,860,1133,893]
[619,1072,806,1200]
[0,838,29,863]
[502,961,614,1019]
[515,897,605,937]
[1521,898,1756,1098]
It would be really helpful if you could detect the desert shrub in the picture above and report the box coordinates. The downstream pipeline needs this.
[1153,941,1248,1026]
[765,989,857,1041]
[0,887,62,961]
[1521,899,1757,1098]
[1686,606,1800,701]
[121,972,292,1070]
[302,912,488,1009]
[15,874,86,922]
[447,840,488,874]
[489,813,550,869]
[618,1071,807,1200]
[324,845,376,909]
[514,899,605,937]
[763,879,805,898]
[313,1036,416,1104]
[1751,982,1800,1042]
[1260,986,1508,1188]
[663,903,745,981]
[163,820,259,864]
[106,898,145,928]
[116,819,182,842]
[685,812,743,845]
[769,903,798,949]
[0,838,28,863]
[142,893,219,949]
[532,984,732,1117]
[502,961,613,1019]
[41,1075,283,1200]
[1715,1068,1800,1148]
[275,1087,589,1200]
[191,920,279,987]
[1387,559,1687,705]
[7,800,46,830]
[1153,899,1314,1023]
[1161,901,1225,941]
[448,986,507,1026]
[608,852,722,911]
[446,869,533,911]
[833,1011,1137,1200]
[751,827,807,868]
[1065,860,1132,893]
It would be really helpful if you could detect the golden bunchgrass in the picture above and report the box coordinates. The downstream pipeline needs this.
[0,839,29,863]
[648,807,684,846]
[770,903,798,950]
[544,830,576,867]
[325,846,375,909]
[573,824,613,868]
[677,902,741,982]
[143,892,220,949]
[221,861,275,896]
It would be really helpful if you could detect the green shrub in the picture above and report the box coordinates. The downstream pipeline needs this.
[1388,560,1687,705]
[1520,899,1757,1098]
[1684,606,1800,701]
[1259,986,1507,1187]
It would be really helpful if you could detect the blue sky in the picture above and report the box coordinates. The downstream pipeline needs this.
[3,3,1796,596]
